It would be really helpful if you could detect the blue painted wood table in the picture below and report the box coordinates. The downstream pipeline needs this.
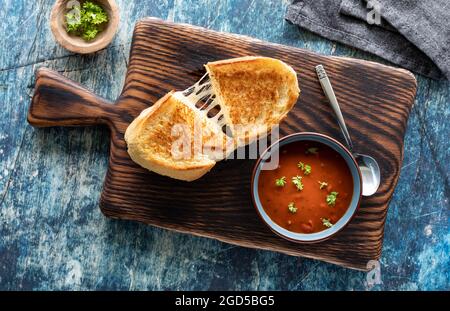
[0,0,448,290]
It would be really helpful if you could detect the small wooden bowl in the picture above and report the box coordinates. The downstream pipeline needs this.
[50,0,120,54]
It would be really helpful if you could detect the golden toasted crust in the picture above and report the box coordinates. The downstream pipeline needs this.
[205,56,300,145]
[124,92,232,181]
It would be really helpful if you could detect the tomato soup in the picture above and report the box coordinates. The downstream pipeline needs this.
[258,140,353,234]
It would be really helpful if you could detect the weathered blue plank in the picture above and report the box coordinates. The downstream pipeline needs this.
[0,0,448,290]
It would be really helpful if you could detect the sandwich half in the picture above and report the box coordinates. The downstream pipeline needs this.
[205,56,300,145]
[125,92,233,181]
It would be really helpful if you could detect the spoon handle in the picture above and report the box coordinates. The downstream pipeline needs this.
[315,65,354,151]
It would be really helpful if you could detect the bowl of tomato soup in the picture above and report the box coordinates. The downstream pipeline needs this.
[251,132,362,243]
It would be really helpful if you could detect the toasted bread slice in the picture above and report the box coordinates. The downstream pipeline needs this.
[125,92,233,181]
[205,56,300,145]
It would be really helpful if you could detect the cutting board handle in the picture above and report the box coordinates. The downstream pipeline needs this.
[28,68,115,128]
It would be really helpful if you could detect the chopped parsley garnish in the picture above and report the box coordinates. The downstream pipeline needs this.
[321,218,333,228]
[326,191,339,206]
[297,162,312,175]
[288,202,297,213]
[275,176,287,187]
[292,176,304,191]
[306,147,319,155]
[304,164,311,175]
[65,1,109,41]
[318,181,328,190]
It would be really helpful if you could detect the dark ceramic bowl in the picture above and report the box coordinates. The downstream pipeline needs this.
[251,132,362,243]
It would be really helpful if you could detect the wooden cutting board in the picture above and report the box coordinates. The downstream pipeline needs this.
[28,18,417,270]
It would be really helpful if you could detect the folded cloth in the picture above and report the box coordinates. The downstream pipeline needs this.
[286,0,450,80]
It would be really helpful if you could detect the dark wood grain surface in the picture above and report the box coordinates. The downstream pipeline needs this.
[28,18,417,270]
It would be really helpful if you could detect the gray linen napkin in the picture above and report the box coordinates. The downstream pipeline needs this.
[286,0,450,80]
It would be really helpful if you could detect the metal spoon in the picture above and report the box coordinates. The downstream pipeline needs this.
[315,65,380,196]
